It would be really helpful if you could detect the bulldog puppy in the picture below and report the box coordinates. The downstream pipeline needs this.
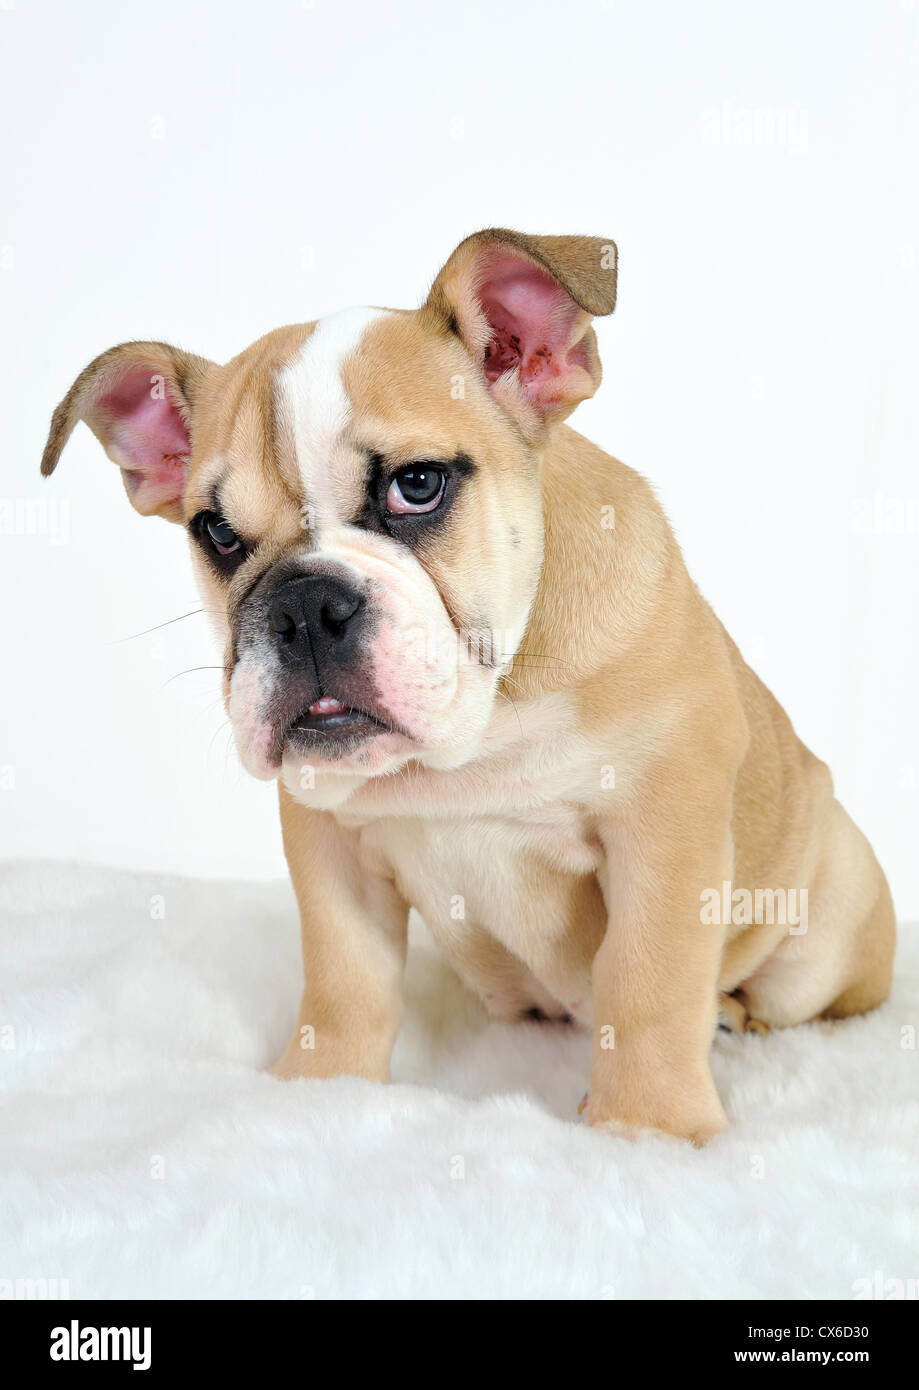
[41,229,895,1143]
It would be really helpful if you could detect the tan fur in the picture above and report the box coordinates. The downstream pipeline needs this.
[41,230,896,1145]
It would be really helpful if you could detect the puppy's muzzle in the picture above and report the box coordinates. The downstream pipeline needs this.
[269,573,365,673]
[259,570,391,752]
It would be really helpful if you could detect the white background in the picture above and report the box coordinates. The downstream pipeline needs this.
[1,1,916,911]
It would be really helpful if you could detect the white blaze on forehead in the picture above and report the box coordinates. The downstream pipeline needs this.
[277,305,387,533]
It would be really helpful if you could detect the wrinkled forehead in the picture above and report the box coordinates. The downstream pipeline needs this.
[186,306,491,532]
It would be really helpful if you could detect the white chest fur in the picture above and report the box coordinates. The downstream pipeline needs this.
[306,690,655,1009]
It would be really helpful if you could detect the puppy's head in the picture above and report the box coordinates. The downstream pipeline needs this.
[42,229,616,802]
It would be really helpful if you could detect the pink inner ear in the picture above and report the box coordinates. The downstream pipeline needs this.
[96,366,191,512]
[477,253,592,411]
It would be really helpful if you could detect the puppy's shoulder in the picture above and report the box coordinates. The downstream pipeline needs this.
[545,426,674,553]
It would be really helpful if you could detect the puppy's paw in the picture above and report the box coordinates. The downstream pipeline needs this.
[745,1016,771,1037]
[267,1037,389,1084]
[589,1116,690,1147]
[267,1053,309,1081]
[719,988,771,1036]
[266,1036,324,1081]
[582,1089,728,1147]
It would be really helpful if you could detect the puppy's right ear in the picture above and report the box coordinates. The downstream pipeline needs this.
[41,341,215,523]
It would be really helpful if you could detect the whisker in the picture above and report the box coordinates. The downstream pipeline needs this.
[109,609,209,644]
[162,666,225,688]
[207,717,232,763]
[506,660,571,671]
[501,652,574,668]
[221,722,237,779]
[494,689,522,745]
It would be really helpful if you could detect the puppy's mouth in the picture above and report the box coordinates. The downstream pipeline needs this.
[289,695,385,736]
[238,659,418,772]
[281,690,397,760]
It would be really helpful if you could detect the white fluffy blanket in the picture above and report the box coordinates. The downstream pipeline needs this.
[0,860,915,1300]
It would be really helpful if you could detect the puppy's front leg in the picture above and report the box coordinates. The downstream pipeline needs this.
[270,786,408,1083]
[587,767,734,1145]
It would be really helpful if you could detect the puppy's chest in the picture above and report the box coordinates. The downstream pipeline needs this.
[355,805,603,949]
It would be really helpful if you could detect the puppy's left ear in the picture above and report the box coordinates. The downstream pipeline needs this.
[423,228,617,437]
[41,341,215,522]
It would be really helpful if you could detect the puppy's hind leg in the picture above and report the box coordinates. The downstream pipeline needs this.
[820,874,896,1020]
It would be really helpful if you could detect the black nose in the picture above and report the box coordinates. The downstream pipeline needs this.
[268,574,365,668]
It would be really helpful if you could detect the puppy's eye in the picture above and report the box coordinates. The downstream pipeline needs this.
[386,466,445,515]
[204,514,241,556]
